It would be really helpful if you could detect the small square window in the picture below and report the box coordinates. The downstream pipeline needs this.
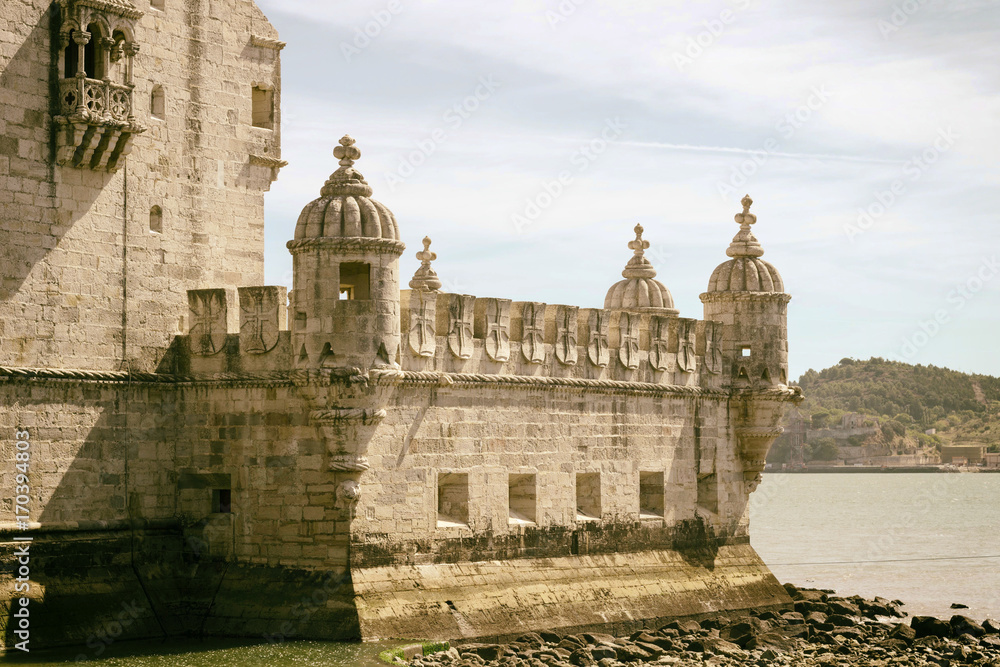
[339,262,370,300]
[251,86,273,129]
[508,473,536,525]
[740,346,752,357]
[639,471,664,519]
[437,473,468,528]
[212,488,232,514]
[575,472,600,522]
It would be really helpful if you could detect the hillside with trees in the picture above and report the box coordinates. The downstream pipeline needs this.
[769,358,1000,464]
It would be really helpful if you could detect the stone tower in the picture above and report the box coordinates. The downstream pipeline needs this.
[0,0,284,372]
[288,135,405,370]
[701,194,789,388]
[702,194,792,488]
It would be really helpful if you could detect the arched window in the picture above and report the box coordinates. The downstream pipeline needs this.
[150,85,164,119]
[149,205,163,233]
[84,23,103,79]
[64,33,79,78]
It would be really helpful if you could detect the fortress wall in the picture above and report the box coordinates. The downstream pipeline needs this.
[0,0,282,372]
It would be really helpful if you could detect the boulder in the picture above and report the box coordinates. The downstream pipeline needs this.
[828,600,861,617]
[614,643,654,662]
[582,633,617,646]
[983,618,1000,634]
[702,637,747,659]
[781,611,806,625]
[887,623,917,644]
[827,614,856,627]
[720,621,755,646]
[951,615,986,638]
[590,645,617,661]
[911,616,953,639]
[539,631,562,644]
[569,648,596,667]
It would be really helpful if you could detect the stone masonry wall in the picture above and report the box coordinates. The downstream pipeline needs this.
[0,0,282,372]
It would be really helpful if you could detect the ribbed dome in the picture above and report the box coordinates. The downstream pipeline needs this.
[705,194,785,294]
[708,257,784,292]
[294,135,400,241]
[604,225,679,314]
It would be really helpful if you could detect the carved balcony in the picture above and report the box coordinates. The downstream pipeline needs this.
[55,76,145,173]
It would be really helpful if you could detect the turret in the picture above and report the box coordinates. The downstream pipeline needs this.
[700,195,789,387]
[287,135,405,369]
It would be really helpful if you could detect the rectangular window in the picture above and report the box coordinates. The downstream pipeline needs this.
[508,473,536,525]
[740,345,752,357]
[339,262,371,300]
[212,488,232,514]
[437,473,468,528]
[639,471,664,519]
[575,472,601,522]
[251,86,273,129]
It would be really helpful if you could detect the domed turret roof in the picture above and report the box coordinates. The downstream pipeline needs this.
[604,225,679,314]
[294,135,400,241]
[705,195,784,293]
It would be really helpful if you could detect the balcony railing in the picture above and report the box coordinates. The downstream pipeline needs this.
[59,77,134,124]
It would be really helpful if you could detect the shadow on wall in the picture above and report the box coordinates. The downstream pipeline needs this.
[0,5,114,302]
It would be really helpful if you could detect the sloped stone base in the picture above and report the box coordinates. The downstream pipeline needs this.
[352,542,791,641]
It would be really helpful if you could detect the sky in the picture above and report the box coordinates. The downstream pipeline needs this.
[254,0,1000,380]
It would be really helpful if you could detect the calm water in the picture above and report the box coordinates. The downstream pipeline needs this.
[750,472,1000,621]
[6,473,998,664]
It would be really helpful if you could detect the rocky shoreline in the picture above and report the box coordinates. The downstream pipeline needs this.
[404,584,1000,666]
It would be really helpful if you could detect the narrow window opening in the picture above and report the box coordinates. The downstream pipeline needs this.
[437,473,469,528]
[212,488,232,514]
[575,472,601,522]
[508,473,536,525]
[150,85,164,119]
[64,34,79,78]
[84,24,103,79]
[339,262,371,300]
[639,471,664,519]
[251,86,273,129]
[149,205,162,233]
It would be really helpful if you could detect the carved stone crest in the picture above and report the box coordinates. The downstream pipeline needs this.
[446,294,475,360]
[238,286,285,354]
[479,298,511,362]
[617,312,640,370]
[648,315,671,372]
[677,318,696,373]
[585,309,610,368]
[519,302,546,364]
[407,290,436,358]
[705,320,723,375]
[554,305,578,366]
[188,289,228,356]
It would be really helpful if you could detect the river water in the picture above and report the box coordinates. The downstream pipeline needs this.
[749,472,1000,622]
[6,472,998,664]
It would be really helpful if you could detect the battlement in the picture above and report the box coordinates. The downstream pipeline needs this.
[174,284,741,388]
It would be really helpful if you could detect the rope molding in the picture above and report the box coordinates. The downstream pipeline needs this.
[0,365,799,400]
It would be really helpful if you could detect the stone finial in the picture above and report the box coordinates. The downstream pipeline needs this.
[333,134,360,168]
[319,134,372,198]
[621,224,657,280]
[726,193,764,259]
[408,236,443,292]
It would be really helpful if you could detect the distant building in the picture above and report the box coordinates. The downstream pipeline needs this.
[984,453,1000,469]
[940,445,985,465]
